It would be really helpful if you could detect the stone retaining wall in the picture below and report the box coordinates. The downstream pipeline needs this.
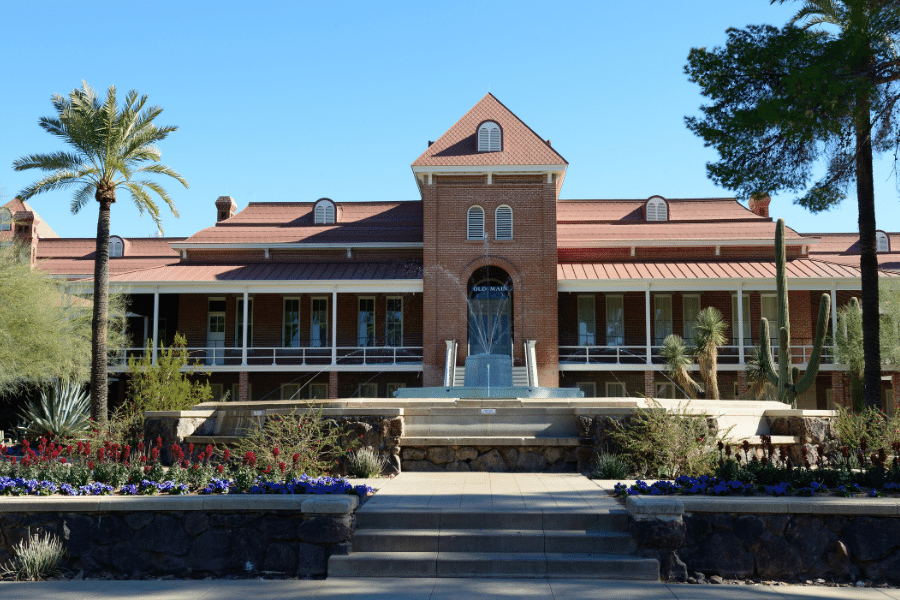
[627,495,900,584]
[0,495,357,579]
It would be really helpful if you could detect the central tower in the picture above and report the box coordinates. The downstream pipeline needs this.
[412,94,568,386]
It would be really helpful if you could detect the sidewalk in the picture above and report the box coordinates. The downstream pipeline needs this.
[2,578,899,600]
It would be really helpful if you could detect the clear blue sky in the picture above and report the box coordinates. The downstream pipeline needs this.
[2,1,897,239]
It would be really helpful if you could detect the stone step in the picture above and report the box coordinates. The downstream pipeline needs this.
[353,528,636,554]
[355,509,630,532]
[452,367,529,387]
[328,551,659,579]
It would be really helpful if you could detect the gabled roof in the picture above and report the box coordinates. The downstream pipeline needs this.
[411,94,567,168]
[0,197,59,241]
[180,201,422,245]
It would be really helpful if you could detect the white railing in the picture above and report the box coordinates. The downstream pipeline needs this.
[110,345,424,367]
[558,344,836,366]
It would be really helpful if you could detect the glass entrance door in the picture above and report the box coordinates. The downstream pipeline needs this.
[468,269,513,357]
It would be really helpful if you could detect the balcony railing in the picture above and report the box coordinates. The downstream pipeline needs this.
[110,345,424,368]
[559,344,836,366]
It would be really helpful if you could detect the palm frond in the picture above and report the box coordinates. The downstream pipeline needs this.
[136,163,189,189]
[12,151,86,172]
[138,179,180,219]
[123,182,163,227]
[16,170,90,202]
[71,183,95,213]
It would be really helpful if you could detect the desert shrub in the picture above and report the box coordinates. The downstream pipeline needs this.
[348,447,386,478]
[233,405,355,478]
[2,530,65,580]
[592,451,630,479]
[608,398,719,478]
[832,406,900,456]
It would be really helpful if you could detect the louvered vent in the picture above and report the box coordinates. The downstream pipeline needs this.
[495,205,512,239]
[314,199,336,224]
[477,121,501,152]
[646,198,667,222]
[877,231,889,252]
[467,206,485,240]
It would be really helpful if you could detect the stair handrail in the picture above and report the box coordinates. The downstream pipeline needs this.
[444,340,458,387]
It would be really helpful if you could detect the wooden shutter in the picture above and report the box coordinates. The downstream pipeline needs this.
[495,205,512,239]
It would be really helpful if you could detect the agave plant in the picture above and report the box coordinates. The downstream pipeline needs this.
[18,380,91,440]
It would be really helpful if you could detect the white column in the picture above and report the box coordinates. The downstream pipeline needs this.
[737,285,745,365]
[831,286,838,364]
[152,290,160,365]
[331,289,338,365]
[241,290,249,366]
[645,288,652,363]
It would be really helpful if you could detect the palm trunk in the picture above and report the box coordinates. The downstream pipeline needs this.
[855,88,882,409]
[90,200,112,423]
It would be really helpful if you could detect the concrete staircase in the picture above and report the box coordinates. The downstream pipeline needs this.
[452,366,529,387]
[328,508,658,579]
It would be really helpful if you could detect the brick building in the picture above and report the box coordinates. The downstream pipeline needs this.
[4,94,899,410]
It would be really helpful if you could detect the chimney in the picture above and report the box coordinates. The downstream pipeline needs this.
[215,196,237,222]
[749,193,771,218]
[427,141,434,148]
[13,210,37,267]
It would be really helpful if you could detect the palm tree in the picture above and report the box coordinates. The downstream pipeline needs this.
[771,0,900,407]
[660,335,700,400]
[693,307,728,401]
[660,307,727,400]
[13,82,187,422]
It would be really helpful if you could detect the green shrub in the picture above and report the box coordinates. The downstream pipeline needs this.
[832,406,899,455]
[592,451,630,479]
[608,399,719,478]
[2,530,65,581]
[348,447,386,478]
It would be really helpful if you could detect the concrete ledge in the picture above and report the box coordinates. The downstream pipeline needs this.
[625,494,900,517]
[765,409,837,417]
[144,410,217,418]
[0,493,359,514]
[400,436,584,447]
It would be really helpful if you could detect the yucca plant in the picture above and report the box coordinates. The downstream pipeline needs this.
[17,380,90,440]
[2,530,65,581]
[348,447,387,478]
[592,451,630,479]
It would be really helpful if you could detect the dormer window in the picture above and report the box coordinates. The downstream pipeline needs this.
[109,236,124,258]
[645,196,668,222]
[314,198,336,225]
[477,121,501,152]
[0,209,10,232]
[877,230,890,253]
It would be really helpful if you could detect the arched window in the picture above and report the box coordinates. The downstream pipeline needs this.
[467,206,485,240]
[314,198,336,224]
[877,230,890,253]
[0,209,10,232]
[477,121,501,152]
[109,236,124,258]
[646,197,668,222]
[495,205,513,239]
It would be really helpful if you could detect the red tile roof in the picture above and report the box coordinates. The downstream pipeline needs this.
[182,202,422,245]
[106,261,423,283]
[36,237,184,277]
[557,258,891,281]
[412,94,567,168]
[557,198,767,223]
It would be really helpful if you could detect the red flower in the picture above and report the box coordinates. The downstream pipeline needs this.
[292,452,300,464]
[243,451,257,467]
[223,448,231,462]
[144,466,151,474]
[217,464,224,475]
[279,462,286,473]
[156,436,162,448]
[60,457,67,464]
[87,461,93,469]
[272,446,280,458]
[150,448,159,461]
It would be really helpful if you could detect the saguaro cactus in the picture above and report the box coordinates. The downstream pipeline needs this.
[758,219,831,407]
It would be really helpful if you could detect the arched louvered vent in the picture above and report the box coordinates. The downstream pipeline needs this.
[877,231,890,253]
[109,236,124,258]
[314,199,336,224]
[495,205,513,239]
[646,197,668,222]
[467,206,485,240]
[477,121,501,152]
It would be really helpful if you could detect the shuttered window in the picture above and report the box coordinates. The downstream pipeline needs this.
[467,206,485,240]
[477,121,501,152]
[877,231,890,252]
[646,198,668,221]
[109,236,124,258]
[495,205,512,239]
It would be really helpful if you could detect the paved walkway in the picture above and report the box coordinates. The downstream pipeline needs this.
[357,472,619,512]
[3,578,899,599]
